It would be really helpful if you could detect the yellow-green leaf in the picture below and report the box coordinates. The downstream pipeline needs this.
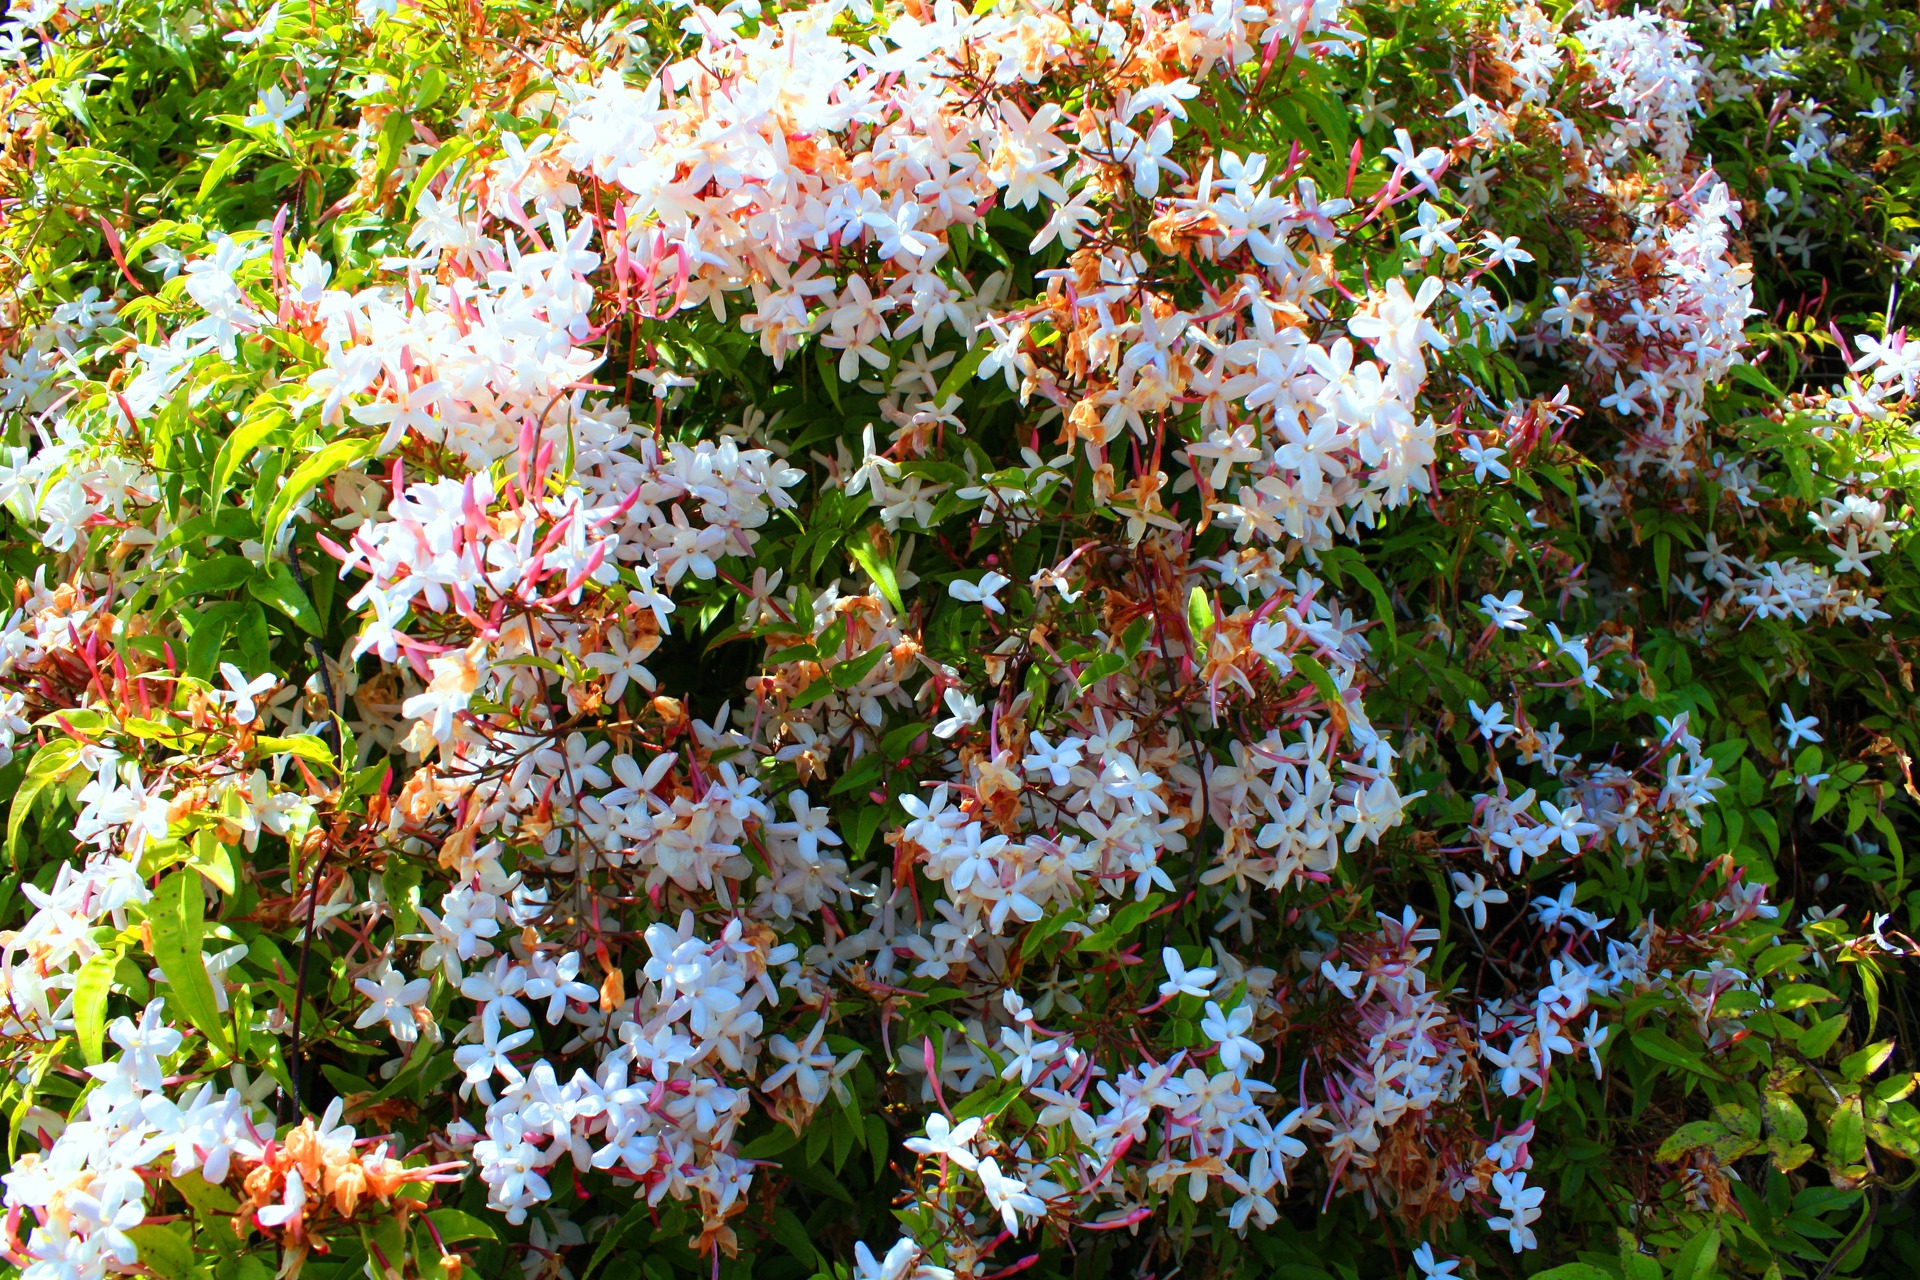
[207,401,288,511]
[73,947,120,1065]
[263,435,379,553]
[1799,1013,1848,1056]
[247,561,323,636]
[1186,585,1214,640]
[847,529,904,615]
[126,1222,197,1280]
[187,829,237,896]
[9,738,80,866]
[1772,982,1838,1011]
[256,733,338,770]
[148,871,230,1054]
[1829,1096,1867,1165]
[1656,1120,1726,1162]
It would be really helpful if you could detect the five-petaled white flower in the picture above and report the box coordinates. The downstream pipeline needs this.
[1451,871,1509,929]
[1479,232,1534,272]
[1780,704,1823,750]
[933,687,983,739]
[903,1113,984,1171]
[255,1168,307,1231]
[1200,1000,1262,1072]
[1159,947,1218,1000]
[245,85,307,129]
[948,571,1012,614]
[1413,1244,1460,1280]
[1458,435,1510,483]
[1478,590,1531,631]
[353,966,432,1043]
[215,663,276,725]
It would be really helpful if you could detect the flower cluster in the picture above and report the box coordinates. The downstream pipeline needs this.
[0,0,1914,1279]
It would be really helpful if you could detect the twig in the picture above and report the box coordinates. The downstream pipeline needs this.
[283,841,330,1122]
[283,546,342,753]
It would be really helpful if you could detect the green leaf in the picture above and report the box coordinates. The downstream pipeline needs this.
[1669,1227,1720,1280]
[207,402,288,511]
[197,138,252,202]
[1294,73,1353,155]
[1798,1013,1848,1056]
[1766,1093,1807,1144]
[878,724,928,760]
[580,1200,652,1280]
[1074,893,1164,953]
[844,803,885,858]
[1839,1040,1895,1081]
[127,1223,198,1280]
[1770,1139,1815,1172]
[383,860,422,938]
[769,1208,825,1270]
[740,1126,800,1159]
[1872,1100,1920,1158]
[247,561,323,636]
[1766,982,1843,1013]
[411,66,449,113]
[827,753,884,798]
[1076,650,1127,691]
[1711,1102,1759,1138]
[425,1209,498,1244]
[1293,652,1343,710]
[186,829,237,896]
[847,529,905,615]
[122,716,190,743]
[163,556,255,610]
[9,738,80,866]
[1828,1096,1867,1165]
[73,947,120,1065]
[1656,1120,1726,1162]
[256,734,338,770]
[373,108,412,189]
[1327,554,1396,644]
[262,436,379,554]
[1617,1232,1661,1280]
[938,336,990,402]
[407,138,476,215]
[865,1112,888,1181]
[814,345,843,411]
[171,1170,240,1215]
[790,674,840,711]
[1526,1266,1610,1280]
[1632,1028,1717,1076]
[149,871,230,1053]
[1186,585,1214,640]
[830,646,890,690]
[40,708,112,735]
[181,603,239,681]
